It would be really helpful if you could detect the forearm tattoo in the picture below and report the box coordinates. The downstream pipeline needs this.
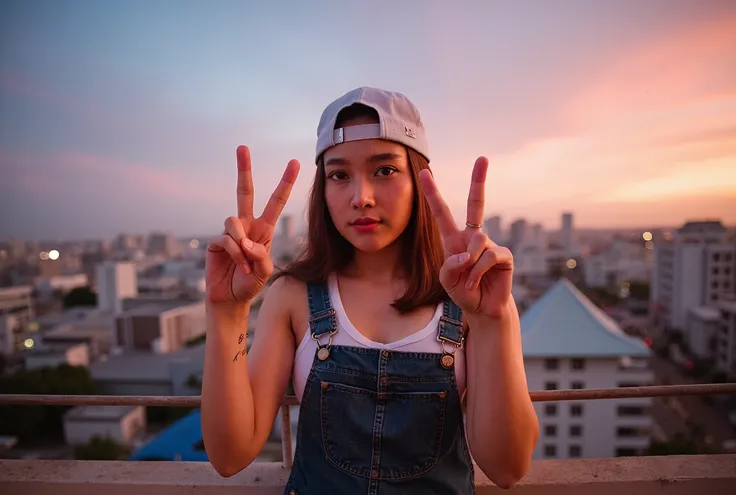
[232,333,247,362]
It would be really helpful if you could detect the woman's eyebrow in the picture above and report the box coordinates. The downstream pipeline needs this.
[324,152,403,167]
[368,153,403,163]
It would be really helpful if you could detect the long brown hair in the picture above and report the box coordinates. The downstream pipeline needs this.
[273,106,447,313]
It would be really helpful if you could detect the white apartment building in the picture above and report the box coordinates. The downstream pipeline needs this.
[25,342,90,370]
[686,306,721,360]
[147,232,181,258]
[584,239,651,289]
[114,299,206,354]
[96,261,138,314]
[514,248,571,281]
[716,296,736,376]
[522,279,653,459]
[63,405,146,446]
[483,216,503,243]
[651,221,736,331]
[0,285,35,355]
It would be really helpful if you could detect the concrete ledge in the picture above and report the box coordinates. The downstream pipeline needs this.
[2,455,735,494]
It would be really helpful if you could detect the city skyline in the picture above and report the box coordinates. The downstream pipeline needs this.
[2,0,736,240]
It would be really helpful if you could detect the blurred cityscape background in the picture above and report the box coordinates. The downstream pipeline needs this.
[1,0,735,466]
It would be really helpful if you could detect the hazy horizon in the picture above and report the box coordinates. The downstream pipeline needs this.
[2,0,735,241]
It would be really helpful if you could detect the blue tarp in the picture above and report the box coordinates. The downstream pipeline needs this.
[129,410,208,461]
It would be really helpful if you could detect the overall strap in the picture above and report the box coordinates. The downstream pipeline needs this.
[306,281,337,337]
[438,299,464,346]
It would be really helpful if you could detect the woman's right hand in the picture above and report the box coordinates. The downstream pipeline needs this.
[205,145,300,305]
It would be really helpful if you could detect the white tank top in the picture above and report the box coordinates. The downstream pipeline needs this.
[292,275,467,402]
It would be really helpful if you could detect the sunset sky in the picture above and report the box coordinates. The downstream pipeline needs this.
[1,0,735,241]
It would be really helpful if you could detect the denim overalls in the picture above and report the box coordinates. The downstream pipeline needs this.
[284,282,475,495]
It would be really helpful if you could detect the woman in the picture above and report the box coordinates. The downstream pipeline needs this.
[201,87,539,493]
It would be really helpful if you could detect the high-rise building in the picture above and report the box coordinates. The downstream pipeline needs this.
[483,216,502,243]
[651,221,736,331]
[147,232,180,258]
[280,215,295,240]
[561,212,574,251]
[509,219,528,252]
[715,296,736,376]
[522,279,653,459]
[528,223,547,250]
[96,262,138,314]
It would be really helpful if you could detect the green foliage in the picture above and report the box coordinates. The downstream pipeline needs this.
[185,333,206,347]
[0,364,98,443]
[581,286,620,307]
[62,286,97,308]
[145,406,195,425]
[647,434,713,456]
[74,435,131,460]
[627,281,650,301]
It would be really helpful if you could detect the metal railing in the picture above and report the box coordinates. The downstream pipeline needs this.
[2,382,735,468]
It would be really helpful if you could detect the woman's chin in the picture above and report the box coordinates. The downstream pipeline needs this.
[346,234,397,253]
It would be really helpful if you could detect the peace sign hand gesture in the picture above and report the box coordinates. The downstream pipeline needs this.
[206,146,300,305]
[418,158,513,319]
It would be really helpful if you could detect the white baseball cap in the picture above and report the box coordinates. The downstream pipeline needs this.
[315,86,429,164]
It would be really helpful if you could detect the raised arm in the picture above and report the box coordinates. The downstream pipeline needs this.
[201,145,300,477]
[418,160,539,489]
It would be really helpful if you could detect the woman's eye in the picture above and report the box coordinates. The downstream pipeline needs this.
[328,171,348,181]
[375,166,397,177]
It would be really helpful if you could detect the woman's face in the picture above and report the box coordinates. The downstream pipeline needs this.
[322,118,415,253]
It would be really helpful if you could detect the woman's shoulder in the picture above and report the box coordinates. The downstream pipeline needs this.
[264,273,308,307]
[261,274,312,337]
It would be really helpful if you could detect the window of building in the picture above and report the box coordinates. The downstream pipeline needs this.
[617,426,649,437]
[571,358,585,370]
[569,445,582,458]
[617,405,649,416]
[544,444,557,458]
[544,404,558,417]
[544,425,557,437]
[545,381,558,390]
[571,381,584,389]
[570,404,584,417]
[570,425,582,437]
[544,358,559,370]
[617,382,642,388]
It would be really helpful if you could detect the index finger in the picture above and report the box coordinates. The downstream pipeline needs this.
[418,169,458,239]
[236,145,254,218]
[466,157,489,227]
[260,159,301,227]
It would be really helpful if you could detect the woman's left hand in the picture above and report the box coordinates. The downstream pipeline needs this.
[418,157,513,319]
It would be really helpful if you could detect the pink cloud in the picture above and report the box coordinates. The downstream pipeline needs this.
[565,14,736,128]
[0,148,219,201]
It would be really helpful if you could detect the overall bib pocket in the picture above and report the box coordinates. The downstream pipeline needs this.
[320,381,447,480]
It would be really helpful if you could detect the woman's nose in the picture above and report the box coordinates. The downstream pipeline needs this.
[350,178,375,209]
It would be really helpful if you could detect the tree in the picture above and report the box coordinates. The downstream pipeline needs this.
[628,281,650,301]
[0,364,98,443]
[63,286,97,308]
[74,435,131,460]
[646,433,712,456]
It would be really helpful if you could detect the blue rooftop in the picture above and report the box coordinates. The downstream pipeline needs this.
[129,410,208,462]
[520,279,650,358]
